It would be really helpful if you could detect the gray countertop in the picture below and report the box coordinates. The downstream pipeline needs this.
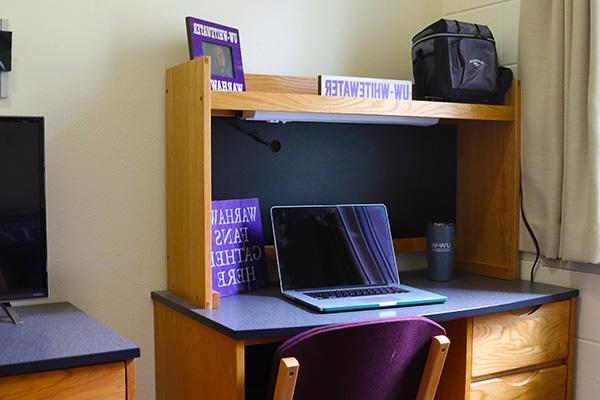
[151,271,579,340]
[0,302,140,377]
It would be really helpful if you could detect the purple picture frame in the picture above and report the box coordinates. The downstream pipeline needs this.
[186,17,245,92]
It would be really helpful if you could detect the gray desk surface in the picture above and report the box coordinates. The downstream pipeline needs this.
[0,302,140,377]
[152,271,579,340]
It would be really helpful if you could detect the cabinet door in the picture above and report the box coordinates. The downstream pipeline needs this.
[470,365,567,400]
[472,300,570,377]
[0,362,126,400]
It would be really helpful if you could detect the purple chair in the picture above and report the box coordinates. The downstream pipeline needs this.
[268,316,450,400]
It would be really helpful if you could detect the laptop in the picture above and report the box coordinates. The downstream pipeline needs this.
[271,204,447,312]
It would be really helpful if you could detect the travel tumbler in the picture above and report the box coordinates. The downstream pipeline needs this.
[426,222,455,281]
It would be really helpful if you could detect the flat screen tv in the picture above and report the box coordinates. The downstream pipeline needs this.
[0,117,47,311]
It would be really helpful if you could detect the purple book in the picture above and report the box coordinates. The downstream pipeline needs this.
[211,198,268,297]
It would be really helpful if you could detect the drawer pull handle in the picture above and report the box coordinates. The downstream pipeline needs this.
[513,305,542,318]
[502,370,539,387]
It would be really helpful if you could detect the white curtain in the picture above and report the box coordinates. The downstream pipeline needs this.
[520,0,600,263]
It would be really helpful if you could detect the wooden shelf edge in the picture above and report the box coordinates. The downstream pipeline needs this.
[168,59,516,122]
[211,91,515,122]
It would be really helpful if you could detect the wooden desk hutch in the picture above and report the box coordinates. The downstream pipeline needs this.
[154,57,576,399]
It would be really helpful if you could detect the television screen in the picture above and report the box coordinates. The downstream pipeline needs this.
[0,117,47,301]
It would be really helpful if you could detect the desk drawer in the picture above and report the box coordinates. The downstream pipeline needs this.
[0,362,126,400]
[472,300,570,377]
[470,364,567,400]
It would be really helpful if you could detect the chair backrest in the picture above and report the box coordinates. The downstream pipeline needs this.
[267,316,446,400]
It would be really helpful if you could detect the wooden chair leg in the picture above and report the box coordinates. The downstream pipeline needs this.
[416,335,450,400]
[273,357,300,400]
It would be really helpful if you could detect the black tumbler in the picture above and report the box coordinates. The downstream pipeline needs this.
[427,222,455,281]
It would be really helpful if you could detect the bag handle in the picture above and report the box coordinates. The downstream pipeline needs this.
[455,19,484,38]
[453,20,461,34]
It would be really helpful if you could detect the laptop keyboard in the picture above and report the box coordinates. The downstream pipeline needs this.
[304,287,409,300]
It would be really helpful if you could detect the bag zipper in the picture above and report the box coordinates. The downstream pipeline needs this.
[412,33,495,47]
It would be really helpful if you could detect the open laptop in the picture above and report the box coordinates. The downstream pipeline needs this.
[271,204,447,312]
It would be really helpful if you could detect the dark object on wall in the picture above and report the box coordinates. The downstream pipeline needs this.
[426,222,455,281]
[412,19,512,104]
[0,31,11,72]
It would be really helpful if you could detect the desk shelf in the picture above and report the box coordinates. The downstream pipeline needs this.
[165,57,521,309]
[211,90,515,122]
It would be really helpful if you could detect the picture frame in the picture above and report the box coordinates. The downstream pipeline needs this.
[185,17,245,92]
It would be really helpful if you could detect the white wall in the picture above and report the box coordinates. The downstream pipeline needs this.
[1,2,441,398]
[444,1,600,398]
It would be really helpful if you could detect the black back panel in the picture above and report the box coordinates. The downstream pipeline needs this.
[212,117,456,244]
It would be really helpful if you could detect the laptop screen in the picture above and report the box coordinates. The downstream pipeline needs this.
[271,205,400,291]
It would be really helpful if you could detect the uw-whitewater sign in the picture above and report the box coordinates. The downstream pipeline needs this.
[319,75,412,100]
[211,198,267,297]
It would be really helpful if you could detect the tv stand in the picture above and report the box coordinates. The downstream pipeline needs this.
[1,302,23,324]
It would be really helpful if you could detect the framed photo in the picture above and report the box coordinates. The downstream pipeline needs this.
[185,17,245,92]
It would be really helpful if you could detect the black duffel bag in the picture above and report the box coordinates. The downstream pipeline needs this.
[412,19,512,104]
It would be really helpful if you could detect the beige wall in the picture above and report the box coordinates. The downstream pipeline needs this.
[1,1,441,398]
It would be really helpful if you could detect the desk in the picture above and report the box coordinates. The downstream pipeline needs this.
[0,302,140,400]
[152,272,578,399]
